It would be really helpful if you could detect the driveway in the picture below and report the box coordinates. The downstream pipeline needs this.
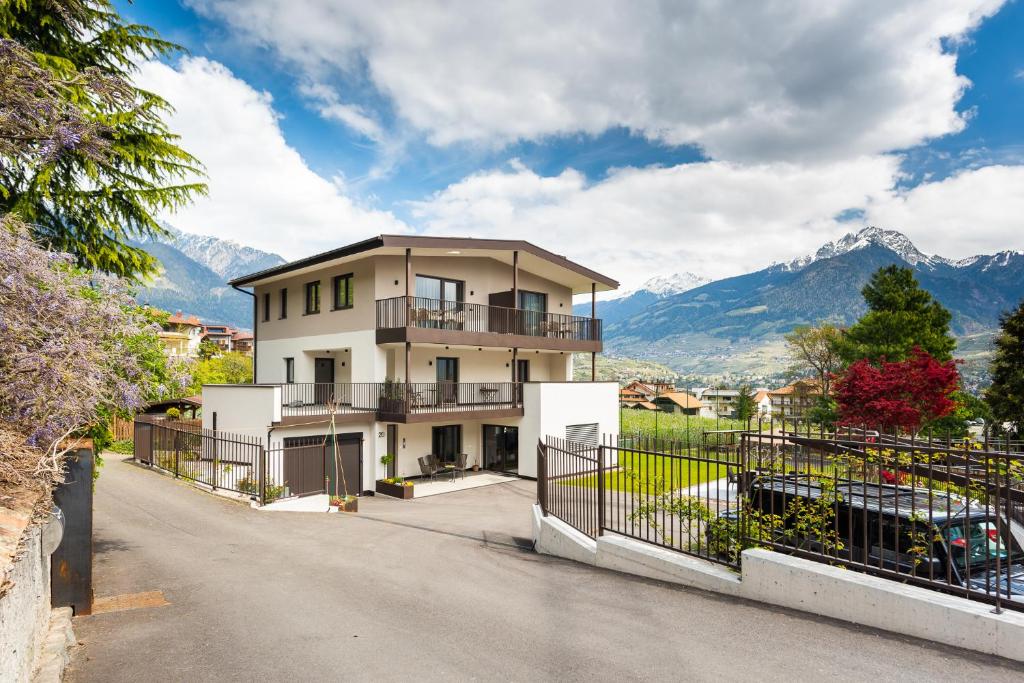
[69,454,1023,682]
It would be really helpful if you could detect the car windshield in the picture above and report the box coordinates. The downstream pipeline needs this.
[944,521,1024,573]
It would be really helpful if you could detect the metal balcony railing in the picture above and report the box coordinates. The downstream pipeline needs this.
[279,381,523,418]
[375,296,601,342]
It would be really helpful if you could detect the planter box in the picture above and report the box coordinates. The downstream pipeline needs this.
[375,480,415,499]
[330,497,359,513]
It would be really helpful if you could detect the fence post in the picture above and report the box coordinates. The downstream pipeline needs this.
[597,442,605,536]
[259,445,267,506]
[174,430,180,478]
[537,439,548,516]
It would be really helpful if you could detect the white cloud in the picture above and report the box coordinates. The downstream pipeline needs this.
[864,164,1024,258]
[188,0,1004,161]
[411,157,1024,294]
[410,157,901,293]
[134,57,407,259]
[299,82,384,141]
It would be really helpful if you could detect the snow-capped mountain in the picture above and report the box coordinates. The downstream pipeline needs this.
[154,224,285,280]
[633,272,711,297]
[783,226,946,270]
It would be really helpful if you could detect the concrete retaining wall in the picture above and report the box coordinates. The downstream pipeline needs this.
[0,525,51,682]
[532,504,1024,663]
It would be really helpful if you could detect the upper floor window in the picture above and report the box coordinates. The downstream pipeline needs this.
[279,288,288,319]
[415,275,463,303]
[262,292,270,322]
[284,357,294,384]
[304,281,320,315]
[333,273,354,310]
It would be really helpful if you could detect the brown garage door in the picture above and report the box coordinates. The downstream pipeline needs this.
[283,434,362,497]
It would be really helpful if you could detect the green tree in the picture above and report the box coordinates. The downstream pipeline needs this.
[197,339,221,360]
[985,300,1024,435]
[784,323,843,396]
[0,0,205,278]
[734,386,756,422]
[837,265,956,365]
[190,352,253,393]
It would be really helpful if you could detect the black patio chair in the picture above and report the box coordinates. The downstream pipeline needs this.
[418,455,438,482]
[453,452,469,480]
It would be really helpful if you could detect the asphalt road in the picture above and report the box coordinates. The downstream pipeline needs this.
[68,454,1024,682]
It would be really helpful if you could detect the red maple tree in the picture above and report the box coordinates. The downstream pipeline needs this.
[834,347,960,432]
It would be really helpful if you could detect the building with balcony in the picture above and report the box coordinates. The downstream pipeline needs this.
[201,235,620,495]
[158,311,204,358]
[768,379,823,419]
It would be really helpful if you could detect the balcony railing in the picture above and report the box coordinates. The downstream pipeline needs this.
[376,296,601,342]
[279,381,523,418]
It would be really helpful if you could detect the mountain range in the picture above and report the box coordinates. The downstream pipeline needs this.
[576,227,1023,381]
[131,225,285,328]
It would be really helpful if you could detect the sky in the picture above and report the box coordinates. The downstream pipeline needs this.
[116,0,1024,295]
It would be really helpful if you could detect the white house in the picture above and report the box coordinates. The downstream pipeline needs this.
[201,234,621,496]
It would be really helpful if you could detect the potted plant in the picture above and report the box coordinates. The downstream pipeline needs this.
[330,495,359,512]
[378,377,405,414]
[375,476,414,499]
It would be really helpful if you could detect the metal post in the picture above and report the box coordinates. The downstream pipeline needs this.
[591,282,597,381]
[259,445,267,505]
[597,442,605,536]
[404,341,411,413]
[512,250,518,303]
[174,431,180,478]
[537,440,548,515]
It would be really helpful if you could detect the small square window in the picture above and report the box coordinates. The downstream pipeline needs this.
[333,273,354,310]
[304,281,320,315]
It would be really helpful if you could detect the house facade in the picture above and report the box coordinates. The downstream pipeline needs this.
[652,391,701,415]
[201,235,620,494]
[698,388,740,418]
[159,311,204,358]
[768,379,823,419]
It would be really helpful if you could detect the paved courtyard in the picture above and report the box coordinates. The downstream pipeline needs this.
[68,454,1024,682]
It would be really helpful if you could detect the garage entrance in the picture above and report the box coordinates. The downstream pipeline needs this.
[282,433,363,497]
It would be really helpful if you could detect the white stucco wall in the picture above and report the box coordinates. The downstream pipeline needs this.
[519,381,620,478]
[255,330,383,384]
[201,385,281,444]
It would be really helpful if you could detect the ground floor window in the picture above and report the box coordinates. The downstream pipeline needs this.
[431,424,462,466]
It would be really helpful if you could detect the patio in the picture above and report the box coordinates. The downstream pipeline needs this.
[411,470,518,498]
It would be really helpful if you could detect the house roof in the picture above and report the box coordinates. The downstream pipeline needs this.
[654,392,702,409]
[769,379,823,396]
[166,311,202,327]
[228,234,619,294]
[631,401,658,410]
[231,331,254,341]
[753,390,771,403]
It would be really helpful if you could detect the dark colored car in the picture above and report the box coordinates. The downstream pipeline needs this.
[740,473,1024,601]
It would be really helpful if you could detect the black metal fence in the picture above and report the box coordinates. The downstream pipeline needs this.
[376,295,601,342]
[538,421,1024,611]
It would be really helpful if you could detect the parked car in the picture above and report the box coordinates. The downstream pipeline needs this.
[738,473,1024,601]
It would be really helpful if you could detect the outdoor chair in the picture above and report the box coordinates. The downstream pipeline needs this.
[454,452,469,480]
[418,455,439,482]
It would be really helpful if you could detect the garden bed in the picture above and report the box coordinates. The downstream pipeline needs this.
[375,478,414,499]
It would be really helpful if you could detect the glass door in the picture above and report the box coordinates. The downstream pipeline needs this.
[436,357,459,405]
[431,425,462,466]
[518,290,547,336]
[483,425,519,473]
[415,275,464,329]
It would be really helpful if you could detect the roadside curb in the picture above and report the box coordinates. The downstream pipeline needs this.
[30,607,76,683]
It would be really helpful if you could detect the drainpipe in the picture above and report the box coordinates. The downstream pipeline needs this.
[232,283,257,383]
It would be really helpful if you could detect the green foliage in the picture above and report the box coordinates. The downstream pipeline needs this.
[734,386,756,422]
[197,339,221,360]
[807,395,839,428]
[107,439,134,454]
[785,324,843,396]
[620,408,745,444]
[985,299,1024,435]
[189,352,253,393]
[0,0,206,278]
[165,407,181,420]
[238,474,284,503]
[837,266,956,365]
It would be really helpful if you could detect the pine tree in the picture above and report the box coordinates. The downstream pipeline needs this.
[837,265,956,365]
[985,299,1024,435]
[734,386,756,422]
[0,0,206,279]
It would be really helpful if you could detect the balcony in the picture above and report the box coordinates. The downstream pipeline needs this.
[278,381,524,424]
[375,296,602,352]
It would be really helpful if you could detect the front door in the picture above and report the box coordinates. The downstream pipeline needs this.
[314,357,335,404]
[436,357,459,405]
[483,425,519,473]
[432,425,462,466]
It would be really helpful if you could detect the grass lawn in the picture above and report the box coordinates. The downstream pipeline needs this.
[567,448,734,493]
